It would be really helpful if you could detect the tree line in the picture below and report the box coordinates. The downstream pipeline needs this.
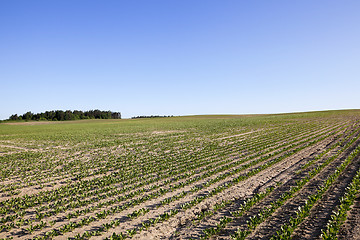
[131,115,173,119]
[8,110,121,121]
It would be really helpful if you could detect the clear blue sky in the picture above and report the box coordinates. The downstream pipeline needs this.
[1,1,359,119]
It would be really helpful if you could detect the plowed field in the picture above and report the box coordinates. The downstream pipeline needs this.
[1,110,360,240]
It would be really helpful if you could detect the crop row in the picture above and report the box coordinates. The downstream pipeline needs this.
[197,125,360,240]
[98,124,350,240]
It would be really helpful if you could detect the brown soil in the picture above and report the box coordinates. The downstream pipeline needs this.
[170,131,346,240]
[1,117,358,240]
[337,195,360,240]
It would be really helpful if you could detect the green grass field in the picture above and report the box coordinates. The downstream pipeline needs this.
[1,110,360,240]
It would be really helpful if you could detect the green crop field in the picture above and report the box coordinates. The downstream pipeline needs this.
[1,110,360,240]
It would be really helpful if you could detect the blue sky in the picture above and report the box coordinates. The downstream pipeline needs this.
[1,1,359,119]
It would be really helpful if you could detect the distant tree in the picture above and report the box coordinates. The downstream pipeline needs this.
[73,110,84,119]
[93,109,102,119]
[45,111,56,120]
[131,115,172,119]
[55,110,65,121]
[23,112,33,121]
[111,112,121,119]
[9,114,19,120]
[65,110,75,120]
[8,110,121,121]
